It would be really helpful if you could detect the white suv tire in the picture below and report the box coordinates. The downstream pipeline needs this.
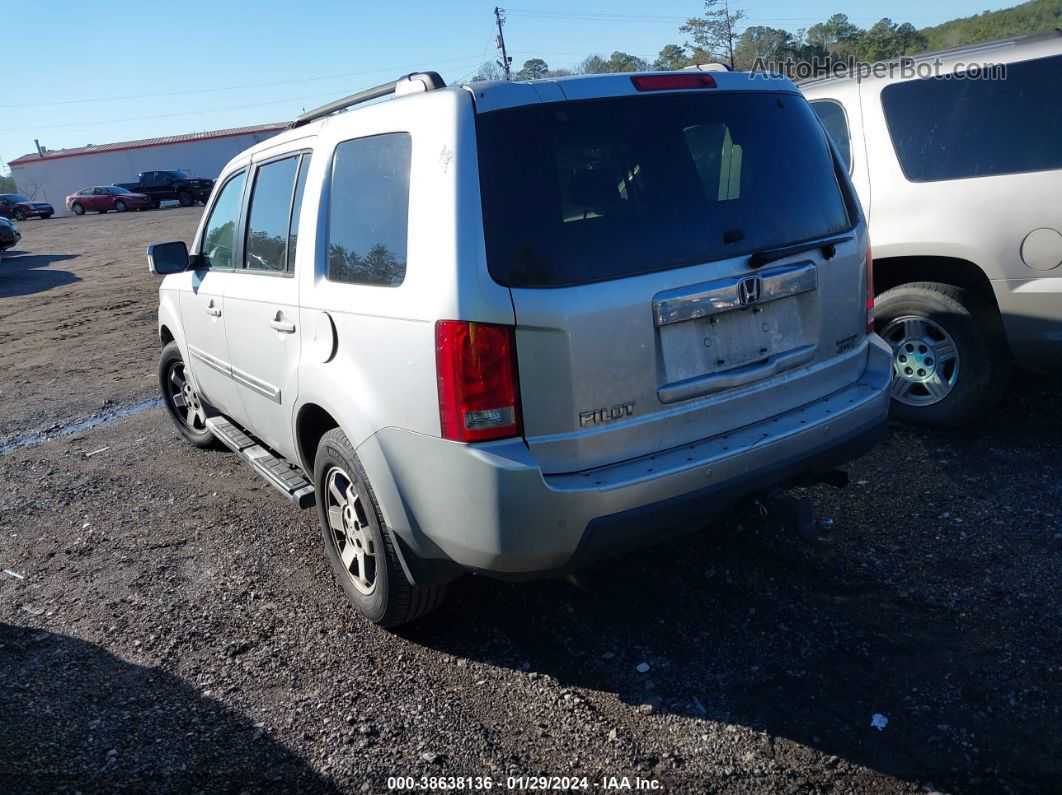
[875,281,1011,428]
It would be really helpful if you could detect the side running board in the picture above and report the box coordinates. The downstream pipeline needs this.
[206,417,315,509]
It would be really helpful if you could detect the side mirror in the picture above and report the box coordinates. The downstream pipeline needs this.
[147,241,190,275]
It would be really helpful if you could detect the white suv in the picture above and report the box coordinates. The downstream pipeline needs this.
[803,33,1062,427]
[150,70,890,626]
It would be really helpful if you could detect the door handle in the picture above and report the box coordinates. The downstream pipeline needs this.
[269,316,296,333]
[205,304,222,317]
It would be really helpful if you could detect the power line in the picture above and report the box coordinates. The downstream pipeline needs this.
[0,54,486,110]
[454,27,503,85]
[506,8,954,23]
[0,59,486,133]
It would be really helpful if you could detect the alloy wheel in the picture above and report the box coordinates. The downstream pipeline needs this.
[166,361,207,431]
[880,315,960,406]
[324,467,377,595]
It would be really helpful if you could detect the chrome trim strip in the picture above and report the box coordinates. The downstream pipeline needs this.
[188,345,230,377]
[653,261,818,327]
[230,365,282,404]
[658,344,818,404]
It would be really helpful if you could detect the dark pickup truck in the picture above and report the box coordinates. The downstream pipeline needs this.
[115,170,214,208]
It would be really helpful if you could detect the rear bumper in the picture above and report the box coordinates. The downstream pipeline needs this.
[361,337,892,580]
[993,277,1062,370]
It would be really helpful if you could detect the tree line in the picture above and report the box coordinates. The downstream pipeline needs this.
[472,0,1060,80]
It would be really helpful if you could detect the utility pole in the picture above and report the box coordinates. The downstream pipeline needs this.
[494,7,512,81]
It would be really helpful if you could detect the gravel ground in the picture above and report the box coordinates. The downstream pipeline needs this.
[1,211,1060,793]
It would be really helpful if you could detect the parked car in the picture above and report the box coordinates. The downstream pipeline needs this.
[802,32,1062,427]
[148,69,890,626]
[0,194,53,221]
[0,216,20,255]
[116,170,214,208]
[66,185,153,215]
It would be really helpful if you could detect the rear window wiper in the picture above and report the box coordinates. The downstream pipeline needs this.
[748,235,853,268]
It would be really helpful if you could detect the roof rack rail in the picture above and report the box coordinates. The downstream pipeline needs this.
[291,71,446,128]
[683,63,733,72]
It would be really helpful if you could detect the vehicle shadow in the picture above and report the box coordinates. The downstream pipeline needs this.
[0,624,336,793]
[0,253,80,299]
[406,370,1062,792]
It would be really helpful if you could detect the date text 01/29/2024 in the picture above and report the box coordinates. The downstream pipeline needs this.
[386,775,662,790]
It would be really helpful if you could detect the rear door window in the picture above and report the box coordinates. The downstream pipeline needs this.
[244,155,299,272]
[811,100,851,171]
[288,154,312,270]
[476,91,852,287]
[882,54,1062,182]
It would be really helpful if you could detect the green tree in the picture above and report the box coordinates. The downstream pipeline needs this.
[681,0,747,68]
[469,61,505,82]
[860,18,903,61]
[516,58,550,80]
[919,0,1060,50]
[605,51,649,72]
[652,43,691,70]
[0,173,16,193]
[894,22,927,55]
[733,25,794,70]
[806,13,862,60]
[577,54,610,74]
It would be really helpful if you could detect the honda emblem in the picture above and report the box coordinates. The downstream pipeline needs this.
[738,276,761,305]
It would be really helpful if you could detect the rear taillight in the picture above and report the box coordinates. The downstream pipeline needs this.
[631,74,716,91]
[435,320,521,443]
[865,245,875,334]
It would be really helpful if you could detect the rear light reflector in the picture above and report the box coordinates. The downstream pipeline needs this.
[435,320,521,443]
[631,74,716,91]
[865,245,875,334]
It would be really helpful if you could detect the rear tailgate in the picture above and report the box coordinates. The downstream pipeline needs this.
[476,80,868,474]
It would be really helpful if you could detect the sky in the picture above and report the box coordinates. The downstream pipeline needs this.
[0,0,1024,171]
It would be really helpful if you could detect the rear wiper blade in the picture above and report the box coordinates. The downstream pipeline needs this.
[748,235,853,268]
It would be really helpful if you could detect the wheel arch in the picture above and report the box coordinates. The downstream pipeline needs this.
[295,402,340,475]
[873,255,1009,344]
[874,255,997,306]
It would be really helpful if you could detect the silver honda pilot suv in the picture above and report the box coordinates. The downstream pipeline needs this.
[149,69,891,626]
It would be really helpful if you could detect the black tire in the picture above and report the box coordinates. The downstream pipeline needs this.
[177,191,194,208]
[151,199,161,210]
[875,281,1011,429]
[13,209,26,222]
[314,428,447,627]
[114,200,127,213]
[72,203,85,216]
[159,341,217,448]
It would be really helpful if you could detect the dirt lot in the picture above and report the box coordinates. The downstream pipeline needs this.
[1,211,1060,793]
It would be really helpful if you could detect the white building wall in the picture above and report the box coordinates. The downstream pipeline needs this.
[10,129,283,217]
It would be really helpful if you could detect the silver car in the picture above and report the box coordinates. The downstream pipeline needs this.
[803,32,1062,427]
[149,69,890,626]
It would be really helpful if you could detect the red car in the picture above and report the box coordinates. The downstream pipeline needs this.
[66,186,153,215]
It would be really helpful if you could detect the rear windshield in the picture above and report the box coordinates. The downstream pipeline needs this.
[477,91,853,287]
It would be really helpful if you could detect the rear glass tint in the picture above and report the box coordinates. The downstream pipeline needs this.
[476,91,851,287]
[882,55,1062,182]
